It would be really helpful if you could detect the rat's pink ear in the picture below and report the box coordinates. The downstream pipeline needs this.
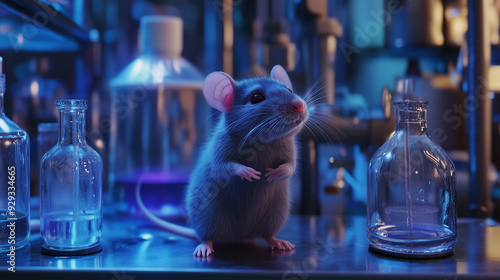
[270,65,293,92]
[202,71,236,112]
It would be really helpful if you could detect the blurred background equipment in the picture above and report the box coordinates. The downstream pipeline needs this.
[109,15,208,217]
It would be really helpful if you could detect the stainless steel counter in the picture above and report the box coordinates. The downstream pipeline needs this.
[1,214,500,279]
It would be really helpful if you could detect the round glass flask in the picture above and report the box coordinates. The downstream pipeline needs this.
[367,100,457,258]
[40,99,103,255]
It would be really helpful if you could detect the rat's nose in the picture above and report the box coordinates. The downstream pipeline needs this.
[291,99,305,112]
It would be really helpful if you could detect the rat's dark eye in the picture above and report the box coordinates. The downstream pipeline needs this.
[287,88,293,93]
[250,91,265,104]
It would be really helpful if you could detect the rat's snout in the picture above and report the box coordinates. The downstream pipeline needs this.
[291,99,306,113]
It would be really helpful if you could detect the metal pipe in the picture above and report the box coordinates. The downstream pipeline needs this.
[0,0,92,43]
[222,0,233,76]
[466,0,492,218]
[204,0,233,75]
[296,0,342,215]
[259,0,296,72]
[297,0,342,105]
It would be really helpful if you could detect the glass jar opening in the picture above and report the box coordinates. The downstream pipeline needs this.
[55,99,88,110]
[395,100,428,124]
[394,99,428,111]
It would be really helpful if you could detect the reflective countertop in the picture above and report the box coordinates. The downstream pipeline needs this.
[2,214,500,279]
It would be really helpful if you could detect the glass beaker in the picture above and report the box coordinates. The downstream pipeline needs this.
[0,57,31,252]
[40,99,103,255]
[367,98,457,258]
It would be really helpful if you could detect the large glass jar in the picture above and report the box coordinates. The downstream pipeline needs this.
[109,16,208,216]
[40,99,103,255]
[367,100,457,258]
[0,57,30,252]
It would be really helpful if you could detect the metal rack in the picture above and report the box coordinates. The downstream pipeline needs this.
[0,0,93,43]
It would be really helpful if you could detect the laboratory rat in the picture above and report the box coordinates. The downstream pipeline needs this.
[136,65,309,257]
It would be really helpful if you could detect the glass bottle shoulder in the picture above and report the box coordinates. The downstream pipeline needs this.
[41,143,102,165]
[369,131,455,172]
[0,115,26,134]
[110,55,204,88]
[0,115,28,137]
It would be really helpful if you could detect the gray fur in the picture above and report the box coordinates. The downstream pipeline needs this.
[186,77,308,242]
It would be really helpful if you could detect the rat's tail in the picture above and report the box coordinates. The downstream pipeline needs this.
[135,176,198,240]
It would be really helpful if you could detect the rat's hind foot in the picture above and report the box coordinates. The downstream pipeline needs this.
[193,240,214,257]
[264,236,295,251]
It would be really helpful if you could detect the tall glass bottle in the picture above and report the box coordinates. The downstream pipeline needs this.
[40,99,103,255]
[367,98,457,258]
[0,57,30,252]
[109,16,208,216]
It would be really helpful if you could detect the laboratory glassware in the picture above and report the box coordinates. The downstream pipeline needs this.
[0,57,30,252]
[40,99,103,255]
[367,93,457,258]
[109,16,208,216]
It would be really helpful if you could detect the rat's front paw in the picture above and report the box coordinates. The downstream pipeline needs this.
[264,236,295,251]
[265,163,293,182]
[233,163,261,182]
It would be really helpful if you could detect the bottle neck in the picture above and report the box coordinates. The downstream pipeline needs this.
[0,94,4,117]
[58,108,86,145]
[396,108,427,135]
[142,49,181,59]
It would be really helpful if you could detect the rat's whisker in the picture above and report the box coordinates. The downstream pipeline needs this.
[302,81,327,102]
[307,114,347,146]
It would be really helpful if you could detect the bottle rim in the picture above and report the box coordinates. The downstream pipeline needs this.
[55,99,88,110]
[393,99,428,110]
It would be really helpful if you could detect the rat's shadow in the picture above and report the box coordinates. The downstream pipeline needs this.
[193,240,295,269]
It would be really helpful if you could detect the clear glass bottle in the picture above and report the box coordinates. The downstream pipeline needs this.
[40,99,103,255]
[0,57,30,252]
[367,99,457,258]
[109,16,208,216]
